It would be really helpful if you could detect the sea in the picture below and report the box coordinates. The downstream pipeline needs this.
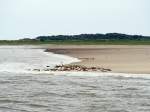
[0,46,150,112]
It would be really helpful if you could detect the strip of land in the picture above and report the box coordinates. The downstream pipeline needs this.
[45,45,150,74]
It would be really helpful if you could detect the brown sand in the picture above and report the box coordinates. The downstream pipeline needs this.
[44,45,150,74]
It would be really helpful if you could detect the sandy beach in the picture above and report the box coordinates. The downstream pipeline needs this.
[45,45,150,74]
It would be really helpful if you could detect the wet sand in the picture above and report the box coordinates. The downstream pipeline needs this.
[45,45,150,74]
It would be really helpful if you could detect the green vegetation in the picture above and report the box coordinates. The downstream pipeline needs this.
[1,40,150,45]
[1,33,150,45]
[36,33,150,41]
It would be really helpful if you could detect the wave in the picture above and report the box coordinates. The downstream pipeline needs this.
[0,47,80,74]
[24,70,150,79]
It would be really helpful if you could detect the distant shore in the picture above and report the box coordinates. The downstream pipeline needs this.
[45,45,150,74]
[2,40,150,45]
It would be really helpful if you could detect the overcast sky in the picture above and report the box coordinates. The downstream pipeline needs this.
[0,0,149,40]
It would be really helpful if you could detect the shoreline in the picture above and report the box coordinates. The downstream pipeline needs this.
[44,45,150,74]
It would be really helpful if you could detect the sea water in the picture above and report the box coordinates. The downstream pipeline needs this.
[0,46,150,112]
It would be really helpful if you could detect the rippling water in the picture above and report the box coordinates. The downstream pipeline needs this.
[0,46,150,112]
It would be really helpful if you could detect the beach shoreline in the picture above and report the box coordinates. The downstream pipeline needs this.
[44,45,150,74]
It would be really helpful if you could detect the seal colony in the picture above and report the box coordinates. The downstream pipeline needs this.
[51,65,111,72]
[32,64,111,72]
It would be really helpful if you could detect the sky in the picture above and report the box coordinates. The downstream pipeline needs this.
[0,0,149,40]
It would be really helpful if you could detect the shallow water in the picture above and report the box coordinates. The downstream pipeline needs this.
[0,46,150,112]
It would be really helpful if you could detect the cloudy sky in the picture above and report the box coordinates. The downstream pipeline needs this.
[0,0,149,40]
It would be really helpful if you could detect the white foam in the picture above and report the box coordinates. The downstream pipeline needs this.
[0,47,80,74]
[26,70,150,79]
[0,62,32,73]
[60,72,150,79]
[43,50,81,65]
